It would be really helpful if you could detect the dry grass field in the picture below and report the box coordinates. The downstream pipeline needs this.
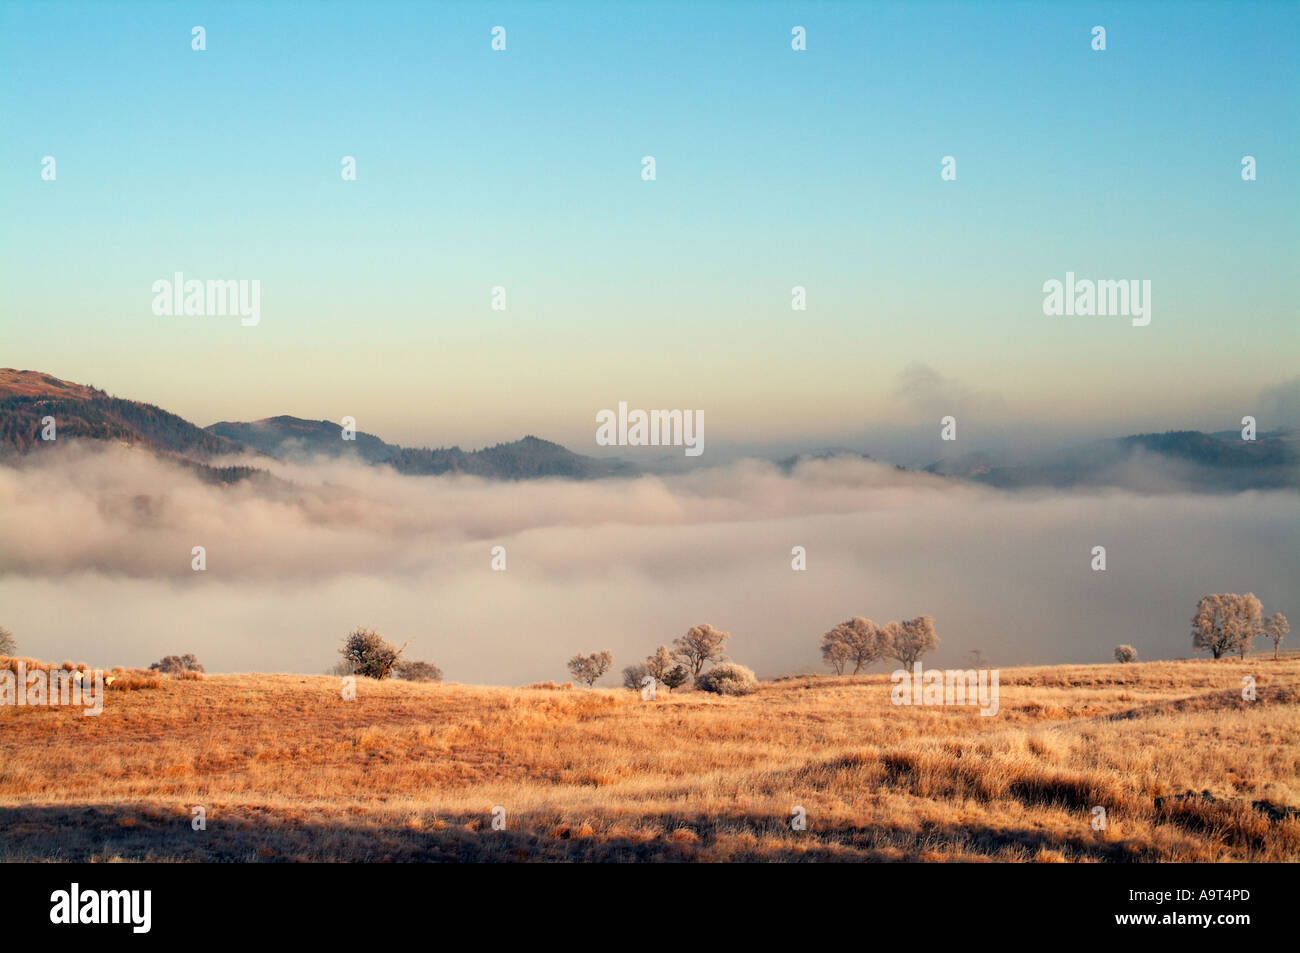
[1,657,1297,862]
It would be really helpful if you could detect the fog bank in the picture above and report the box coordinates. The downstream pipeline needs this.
[1,444,1295,683]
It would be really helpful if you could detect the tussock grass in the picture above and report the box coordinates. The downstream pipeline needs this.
[0,656,163,691]
[0,657,1296,861]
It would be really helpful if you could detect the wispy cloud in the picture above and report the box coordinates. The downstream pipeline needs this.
[890,363,1004,419]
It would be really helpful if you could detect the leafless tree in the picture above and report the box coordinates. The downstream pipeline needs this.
[340,628,409,680]
[622,662,650,692]
[886,616,939,668]
[1192,594,1262,659]
[568,650,613,687]
[820,629,851,674]
[824,617,887,674]
[1192,595,1229,658]
[1263,612,1290,660]
[646,645,675,683]
[673,624,729,678]
[1230,593,1262,659]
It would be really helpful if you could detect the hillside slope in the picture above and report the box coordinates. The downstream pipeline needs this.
[0,369,248,460]
[1,370,633,481]
[0,657,1295,861]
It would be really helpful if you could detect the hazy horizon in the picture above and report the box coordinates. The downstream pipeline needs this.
[6,363,1300,470]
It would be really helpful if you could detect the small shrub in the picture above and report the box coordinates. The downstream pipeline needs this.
[107,671,164,691]
[0,626,16,657]
[393,659,443,682]
[1,657,83,674]
[1113,644,1138,664]
[696,662,759,696]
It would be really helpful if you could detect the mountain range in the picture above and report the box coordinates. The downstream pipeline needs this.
[1,369,1295,491]
[921,430,1298,491]
[0,369,630,481]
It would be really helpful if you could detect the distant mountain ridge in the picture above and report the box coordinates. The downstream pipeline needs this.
[207,414,635,479]
[0,370,632,481]
[206,416,399,464]
[386,435,634,479]
[924,429,1298,491]
[2,370,1295,490]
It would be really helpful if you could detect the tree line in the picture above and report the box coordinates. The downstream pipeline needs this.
[571,622,749,694]
[1117,594,1290,663]
[3,591,1288,691]
[1190,593,1288,660]
[819,615,939,674]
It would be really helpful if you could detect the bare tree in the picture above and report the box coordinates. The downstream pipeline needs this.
[1192,594,1262,659]
[646,645,675,683]
[1231,593,1263,659]
[886,616,939,669]
[0,625,16,657]
[1114,644,1138,663]
[820,628,851,675]
[340,628,409,680]
[1264,612,1290,660]
[879,620,902,661]
[827,617,887,674]
[673,624,729,679]
[621,663,650,692]
[568,650,613,687]
[1192,595,1230,658]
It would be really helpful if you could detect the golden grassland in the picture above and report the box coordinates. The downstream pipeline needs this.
[1,656,1297,862]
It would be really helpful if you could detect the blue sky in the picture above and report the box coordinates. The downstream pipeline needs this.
[2,1,1296,450]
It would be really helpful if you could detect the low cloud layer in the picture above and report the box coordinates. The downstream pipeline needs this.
[1,443,1295,683]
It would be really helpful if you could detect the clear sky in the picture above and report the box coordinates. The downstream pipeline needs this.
[2,1,1297,451]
